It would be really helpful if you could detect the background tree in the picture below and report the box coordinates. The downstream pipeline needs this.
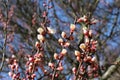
[0,0,120,80]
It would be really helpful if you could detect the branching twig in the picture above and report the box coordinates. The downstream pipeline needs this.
[0,1,8,72]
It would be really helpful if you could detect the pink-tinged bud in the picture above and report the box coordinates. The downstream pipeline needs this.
[61,49,67,56]
[29,63,33,66]
[72,67,77,74]
[54,53,59,60]
[82,27,89,36]
[29,57,34,62]
[79,43,86,51]
[74,50,81,57]
[8,72,13,77]
[76,56,81,61]
[58,38,63,44]
[44,70,47,74]
[11,65,15,70]
[37,27,45,35]
[55,73,59,77]
[86,56,92,62]
[61,31,67,38]
[37,34,45,42]
[70,24,76,32]
[91,18,98,24]
[89,30,93,37]
[43,11,47,17]
[12,55,16,58]
[77,15,87,23]
[91,56,97,63]
[64,42,70,47]
[12,74,16,79]
[47,27,56,34]
[57,66,64,71]
[85,36,89,43]
[31,74,36,78]
[28,66,33,72]
[35,41,40,48]
[48,62,54,68]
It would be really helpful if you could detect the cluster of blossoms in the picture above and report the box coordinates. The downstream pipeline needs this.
[7,55,20,80]
[72,15,99,79]
[25,52,44,80]
[46,24,76,79]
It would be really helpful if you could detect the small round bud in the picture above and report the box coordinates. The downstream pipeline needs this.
[79,43,86,51]
[61,49,67,56]
[48,62,54,68]
[83,27,89,36]
[61,31,67,38]
[64,42,70,47]
[72,67,77,74]
[89,30,93,37]
[58,38,63,44]
[54,53,59,60]
[76,56,81,61]
[37,34,45,42]
[37,27,45,35]
[57,66,64,71]
[47,27,56,34]
[70,24,76,32]
[35,41,40,48]
[74,50,81,57]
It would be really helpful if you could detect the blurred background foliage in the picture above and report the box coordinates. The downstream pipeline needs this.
[0,0,120,80]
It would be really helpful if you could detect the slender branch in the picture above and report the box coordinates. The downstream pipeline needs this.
[101,57,120,80]
[52,60,61,80]
[75,61,82,80]
[0,1,8,72]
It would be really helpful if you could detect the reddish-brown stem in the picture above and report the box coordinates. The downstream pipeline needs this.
[52,60,61,80]
[75,61,82,80]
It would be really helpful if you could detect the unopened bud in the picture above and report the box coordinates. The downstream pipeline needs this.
[61,32,67,38]
[79,43,86,51]
[74,50,80,57]
[70,24,76,32]
[61,49,67,56]
[35,41,40,48]
[37,27,45,35]
[72,67,76,74]
[54,53,59,60]
[37,34,45,42]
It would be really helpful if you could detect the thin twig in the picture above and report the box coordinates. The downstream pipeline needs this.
[0,1,8,72]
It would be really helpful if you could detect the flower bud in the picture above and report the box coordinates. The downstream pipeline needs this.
[47,27,56,34]
[89,30,93,37]
[37,27,45,35]
[35,41,40,48]
[61,49,67,56]
[79,43,86,51]
[70,24,76,32]
[74,50,80,57]
[8,72,13,77]
[37,34,45,42]
[61,31,67,38]
[64,42,70,47]
[48,62,54,68]
[58,38,63,44]
[85,36,89,43]
[83,27,89,36]
[72,67,77,74]
[54,53,59,60]
[31,74,36,78]
[57,66,64,71]
[76,56,81,61]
